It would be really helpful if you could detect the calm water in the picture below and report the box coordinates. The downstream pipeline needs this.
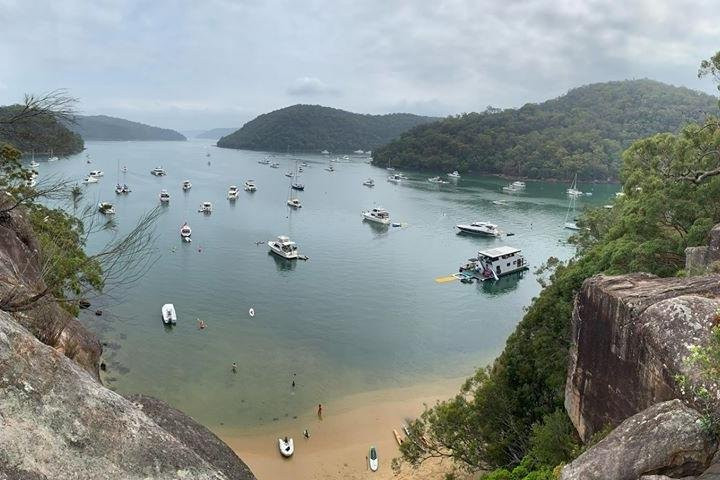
[33,140,618,430]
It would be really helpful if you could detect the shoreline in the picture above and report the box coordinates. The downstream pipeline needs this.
[215,377,475,480]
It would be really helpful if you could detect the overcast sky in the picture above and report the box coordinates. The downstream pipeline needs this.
[1,0,719,131]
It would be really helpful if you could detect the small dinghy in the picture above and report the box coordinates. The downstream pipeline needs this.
[278,437,294,457]
[161,303,177,325]
[368,446,379,471]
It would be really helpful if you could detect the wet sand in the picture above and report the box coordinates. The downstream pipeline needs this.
[216,377,477,480]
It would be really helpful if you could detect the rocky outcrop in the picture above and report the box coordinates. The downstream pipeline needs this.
[0,204,100,377]
[561,400,716,480]
[686,224,720,273]
[125,394,256,480]
[0,310,256,479]
[565,273,720,441]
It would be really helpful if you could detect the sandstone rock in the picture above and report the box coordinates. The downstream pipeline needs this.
[686,224,720,273]
[0,311,256,480]
[125,394,256,480]
[565,273,720,441]
[640,476,696,480]
[0,206,100,377]
[561,400,715,480]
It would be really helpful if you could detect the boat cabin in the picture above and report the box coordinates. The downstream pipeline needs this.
[461,246,527,279]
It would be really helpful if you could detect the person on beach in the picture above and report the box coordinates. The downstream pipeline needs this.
[317,403,323,419]
[292,380,295,388]
[303,429,310,439]
[232,362,237,373]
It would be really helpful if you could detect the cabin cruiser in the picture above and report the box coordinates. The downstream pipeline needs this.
[268,235,299,259]
[258,158,270,165]
[363,178,375,187]
[321,149,329,155]
[456,221,500,236]
[115,184,130,194]
[284,170,293,177]
[387,174,402,183]
[510,181,526,189]
[244,180,257,192]
[362,207,390,225]
[161,303,177,325]
[227,185,240,200]
[353,149,364,154]
[198,201,212,214]
[29,160,40,169]
[89,170,104,178]
[459,246,528,280]
[159,189,170,203]
[98,202,115,215]
[150,166,167,176]
[83,176,98,184]
[180,222,192,242]
[182,180,192,191]
[428,176,449,184]
[278,437,294,457]
[447,171,461,178]
[291,182,304,191]
[287,197,302,208]
[269,162,280,168]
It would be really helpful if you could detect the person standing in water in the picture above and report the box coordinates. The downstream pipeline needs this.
[232,362,237,373]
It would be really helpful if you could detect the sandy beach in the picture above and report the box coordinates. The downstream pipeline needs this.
[216,377,478,480]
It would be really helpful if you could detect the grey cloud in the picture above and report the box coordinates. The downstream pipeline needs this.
[286,77,339,96]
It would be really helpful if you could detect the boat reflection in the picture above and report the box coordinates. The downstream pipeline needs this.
[480,270,525,296]
[269,251,297,271]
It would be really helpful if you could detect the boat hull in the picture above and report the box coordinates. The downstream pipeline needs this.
[456,225,499,236]
[268,242,299,259]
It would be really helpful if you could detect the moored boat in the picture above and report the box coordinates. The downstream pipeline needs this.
[150,166,167,176]
[268,235,299,259]
[362,207,390,225]
[387,174,402,183]
[198,201,213,214]
[363,178,375,187]
[447,170,461,178]
[180,222,192,241]
[98,202,115,215]
[278,437,294,457]
[244,180,257,192]
[287,197,302,208]
[459,246,528,280]
[227,185,240,200]
[89,170,104,178]
[182,180,192,191]
[455,221,500,236]
[161,303,177,324]
[270,162,280,168]
[159,189,170,203]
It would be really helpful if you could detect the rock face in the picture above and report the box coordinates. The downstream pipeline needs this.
[0,311,256,480]
[565,273,720,441]
[561,400,715,480]
[686,224,720,273]
[125,394,256,480]
[0,205,100,377]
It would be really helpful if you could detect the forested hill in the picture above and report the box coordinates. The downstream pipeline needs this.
[371,79,718,181]
[0,105,84,156]
[69,115,186,141]
[216,104,437,153]
[196,127,237,139]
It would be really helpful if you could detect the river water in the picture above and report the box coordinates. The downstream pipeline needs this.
[32,139,618,430]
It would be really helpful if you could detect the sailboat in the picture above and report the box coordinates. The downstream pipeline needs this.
[287,171,302,208]
[564,193,580,230]
[29,151,39,169]
[48,149,59,162]
[291,161,304,190]
[566,173,582,197]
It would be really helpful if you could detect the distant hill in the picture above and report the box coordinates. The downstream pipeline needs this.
[69,115,186,141]
[0,105,84,156]
[217,105,437,153]
[372,79,718,181]
[196,127,237,139]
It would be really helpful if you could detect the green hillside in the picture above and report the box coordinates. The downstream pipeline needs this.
[70,115,186,141]
[217,104,437,153]
[372,79,717,180]
[0,105,84,156]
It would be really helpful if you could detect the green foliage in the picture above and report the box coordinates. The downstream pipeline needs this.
[397,115,720,473]
[372,79,716,180]
[0,105,84,155]
[216,104,437,153]
[483,465,555,480]
[69,115,186,141]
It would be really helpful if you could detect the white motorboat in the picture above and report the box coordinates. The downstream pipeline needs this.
[228,185,240,200]
[284,170,293,177]
[270,162,280,168]
[258,158,270,165]
[89,170,104,178]
[180,222,192,241]
[321,149,329,155]
[362,207,390,225]
[459,246,528,280]
[98,202,115,215]
[363,178,375,187]
[278,437,294,458]
[342,155,349,160]
[354,149,364,154]
[115,184,124,194]
[83,176,98,184]
[121,165,128,173]
[198,202,213,214]
[447,171,461,178]
[510,181,526,189]
[502,184,522,194]
[121,184,131,193]
[26,173,37,188]
[268,235,299,259]
[159,189,170,203]
[386,166,396,171]
[244,180,257,192]
[456,221,500,237]
[287,197,302,208]
[492,200,508,206]
[29,160,40,169]
[428,176,449,184]
[161,303,177,325]
[326,165,335,172]
[369,446,379,472]
[182,180,192,191]
[150,166,167,176]
[387,174,402,183]
[300,162,308,167]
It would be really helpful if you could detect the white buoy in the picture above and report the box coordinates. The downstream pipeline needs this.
[249,308,255,317]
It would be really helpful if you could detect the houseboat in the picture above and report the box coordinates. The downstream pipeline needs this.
[459,246,528,280]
